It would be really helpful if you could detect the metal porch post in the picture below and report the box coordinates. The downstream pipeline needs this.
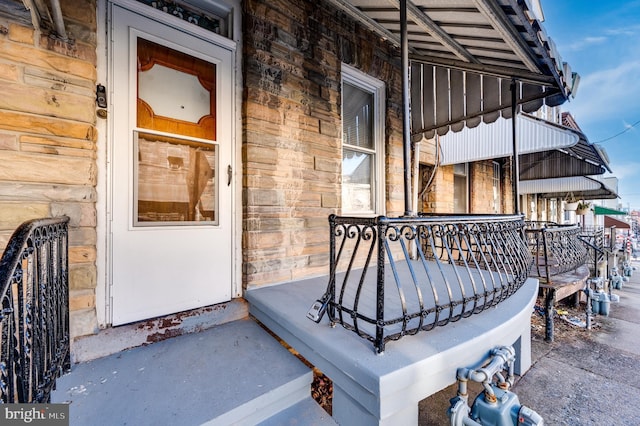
[511,78,520,215]
[401,0,413,217]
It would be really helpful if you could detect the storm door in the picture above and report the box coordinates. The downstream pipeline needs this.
[110,4,233,325]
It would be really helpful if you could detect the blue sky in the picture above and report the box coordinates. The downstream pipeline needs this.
[541,1,640,210]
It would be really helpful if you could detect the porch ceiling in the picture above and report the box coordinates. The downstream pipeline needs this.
[331,0,577,138]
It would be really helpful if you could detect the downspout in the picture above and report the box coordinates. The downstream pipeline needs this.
[400,0,413,216]
[49,0,68,41]
[511,78,520,214]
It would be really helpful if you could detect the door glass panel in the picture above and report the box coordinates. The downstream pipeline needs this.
[135,37,218,226]
[139,64,210,123]
[137,37,216,140]
[135,131,217,225]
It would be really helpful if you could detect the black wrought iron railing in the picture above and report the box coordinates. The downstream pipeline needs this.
[0,216,70,403]
[524,222,588,283]
[578,227,605,275]
[308,214,532,353]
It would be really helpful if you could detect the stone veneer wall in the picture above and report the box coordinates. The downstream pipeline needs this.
[419,159,514,214]
[242,0,404,288]
[0,0,98,338]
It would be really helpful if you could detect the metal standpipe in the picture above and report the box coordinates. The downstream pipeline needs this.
[448,346,544,426]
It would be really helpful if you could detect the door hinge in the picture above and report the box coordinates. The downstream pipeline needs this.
[227,165,232,186]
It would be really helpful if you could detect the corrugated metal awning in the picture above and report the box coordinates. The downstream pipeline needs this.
[519,176,619,200]
[328,0,578,138]
[519,132,611,179]
[437,114,581,165]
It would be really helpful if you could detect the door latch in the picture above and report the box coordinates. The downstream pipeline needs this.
[227,165,232,186]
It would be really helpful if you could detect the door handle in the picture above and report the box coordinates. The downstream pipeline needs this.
[227,165,232,186]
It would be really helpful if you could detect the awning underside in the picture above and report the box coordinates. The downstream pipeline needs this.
[410,63,565,138]
[330,0,577,139]
[519,176,618,200]
[519,140,610,180]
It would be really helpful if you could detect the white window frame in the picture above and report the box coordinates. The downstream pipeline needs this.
[341,63,385,215]
[492,161,501,214]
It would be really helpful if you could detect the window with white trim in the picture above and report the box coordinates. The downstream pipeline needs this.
[341,65,385,215]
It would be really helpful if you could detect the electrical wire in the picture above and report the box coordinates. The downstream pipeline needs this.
[593,119,640,143]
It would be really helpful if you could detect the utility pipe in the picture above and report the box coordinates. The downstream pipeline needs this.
[49,0,68,41]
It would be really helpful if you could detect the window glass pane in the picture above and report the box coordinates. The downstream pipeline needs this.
[342,149,372,212]
[453,163,466,176]
[343,83,373,149]
[135,131,217,225]
[492,161,501,213]
[453,174,467,213]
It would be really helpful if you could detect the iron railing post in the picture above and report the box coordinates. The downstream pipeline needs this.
[375,217,387,354]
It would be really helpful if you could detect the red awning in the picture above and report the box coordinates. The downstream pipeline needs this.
[604,216,630,229]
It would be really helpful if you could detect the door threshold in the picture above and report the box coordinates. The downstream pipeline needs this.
[72,299,248,363]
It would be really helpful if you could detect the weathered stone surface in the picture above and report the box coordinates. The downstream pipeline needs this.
[0,182,96,202]
[0,80,96,123]
[69,245,96,263]
[321,192,339,208]
[69,308,98,339]
[68,227,96,247]
[0,38,96,80]
[0,62,18,81]
[0,110,97,140]
[0,202,50,230]
[7,23,33,44]
[0,132,18,150]
[69,289,96,311]
[69,264,97,290]
[245,188,284,206]
[0,151,96,185]
[51,202,95,227]
[24,67,95,95]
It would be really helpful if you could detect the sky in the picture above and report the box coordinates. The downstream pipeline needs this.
[541,1,640,211]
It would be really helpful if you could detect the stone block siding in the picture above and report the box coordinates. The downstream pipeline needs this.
[0,1,99,338]
[419,158,514,214]
[470,159,513,214]
[243,0,404,288]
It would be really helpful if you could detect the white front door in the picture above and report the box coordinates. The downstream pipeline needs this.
[110,4,234,325]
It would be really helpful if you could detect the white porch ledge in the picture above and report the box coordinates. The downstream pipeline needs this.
[246,276,539,426]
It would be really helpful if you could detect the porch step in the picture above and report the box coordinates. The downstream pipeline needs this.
[52,318,334,425]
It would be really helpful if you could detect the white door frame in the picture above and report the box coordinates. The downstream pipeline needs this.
[95,0,242,326]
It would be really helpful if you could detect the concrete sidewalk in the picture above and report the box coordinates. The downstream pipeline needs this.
[419,259,640,425]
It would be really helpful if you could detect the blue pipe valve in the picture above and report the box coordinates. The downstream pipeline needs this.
[448,346,543,426]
